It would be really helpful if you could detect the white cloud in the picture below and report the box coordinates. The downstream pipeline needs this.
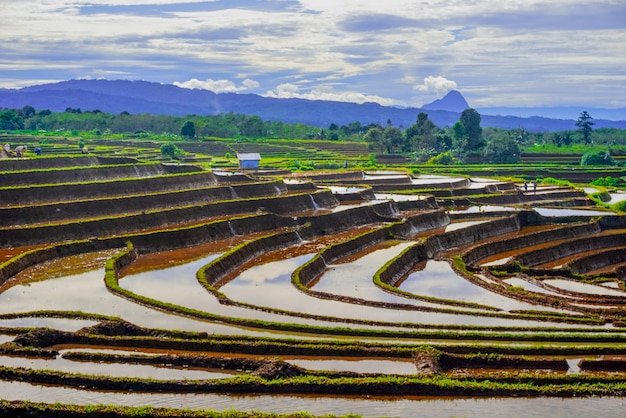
[173,78,260,93]
[264,83,398,106]
[242,79,260,89]
[413,76,458,95]
[1,0,624,107]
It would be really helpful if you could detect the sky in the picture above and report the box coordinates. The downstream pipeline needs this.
[1,0,625,109]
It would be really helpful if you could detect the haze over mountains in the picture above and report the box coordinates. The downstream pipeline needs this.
[0,79,624,132]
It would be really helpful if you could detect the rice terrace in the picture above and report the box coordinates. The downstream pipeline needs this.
[1,131,626,417]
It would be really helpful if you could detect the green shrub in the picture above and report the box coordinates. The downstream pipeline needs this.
[427,151,458,165]
[160,142,185,160]
[591,176,625,188]
[581,150,615,166]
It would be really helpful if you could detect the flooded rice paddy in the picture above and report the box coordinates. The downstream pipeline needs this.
[2,162,626,416]
[0,380,624,418]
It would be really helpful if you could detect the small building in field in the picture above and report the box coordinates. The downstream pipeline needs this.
[237,153,261,170]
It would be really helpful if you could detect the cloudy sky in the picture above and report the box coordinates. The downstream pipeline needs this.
[1,0,625,108]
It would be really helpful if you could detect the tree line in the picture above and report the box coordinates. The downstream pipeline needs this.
[1,105,623,165]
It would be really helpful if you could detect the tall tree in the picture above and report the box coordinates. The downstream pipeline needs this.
[405,112,437,151]
[0,109,24,130]
[459,108,484,151]
[364,126,385,152]
[482,137,521,164]
[180,120,196,138]
[383,126,404,153]
[576,111,594,145]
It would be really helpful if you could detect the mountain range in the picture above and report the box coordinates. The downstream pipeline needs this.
[0,79,624,132]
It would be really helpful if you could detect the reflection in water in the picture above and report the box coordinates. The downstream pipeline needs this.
[0,380,623,418]
[534,208,611,217]
[608,192,626,204]
[504,278,577,298]
[0,253,294,337]
[0,318,98,331]
[399,260,554,312]
[0,355,233,381]
[542,279,626,296]
[374,193,426,202]
[449,205,518,214]
[286,358,417,375]
[445,220,489,232]
[221,246,587,328]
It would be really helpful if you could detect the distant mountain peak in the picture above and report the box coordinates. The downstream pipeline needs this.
[422,90,470,113]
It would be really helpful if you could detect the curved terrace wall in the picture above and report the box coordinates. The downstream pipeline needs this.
[390,209,450,238]
[0,171,221,206]
[0,180,289,226]
[513,232,626,267]
[566,248,626,274]
[375,241,430,288]
[0,163,201,187]
[297,202,398,238]
[295,228,393,287]
[370,178,471,191]
[200,230,304,288]
[129,213,296,253]
[424,214,521,257]
[1,214,295,285]
[0,238,127,286]
[295,210,451,289]
[462,220,602,266]
[377,215,520,287]
[0,190,336,247]
[0,155,139,171]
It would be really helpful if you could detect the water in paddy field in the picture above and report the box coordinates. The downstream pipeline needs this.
[608,192,626,203]
[0,354,234,381]
[374,193,429,201]
[534,207,612,217]
[218,243,595,328]
[397,260,561,313]
[0,244,606,337]
[0,380,623,418]
[541,279,626,296]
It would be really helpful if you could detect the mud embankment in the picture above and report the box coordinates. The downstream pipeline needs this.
[0,190,336,247]
[295,228,393,287]
[300,171,364,182]
[129,213,296,253]
[370,178,471,191]
[390,209,450,239]
[0,172,219,205]
[0,214,295,284]
[462,221,602,266]
[379,215,521,287]
[201,231,304,288]
[599,215,626,230]
[297,202,399,239]
[0,163,202,187]
[457,190,590,206]
[283,181,318,193]
[0,171,221,206]
[425,214,521,256]
[513,232,626,267]
[0,180,289,227]
[0,239,127,286]
[376,244,430,288]
[567,248,626,274]
[331,187,377,202]
[427,186,500,197]
[296,210,450,287]
[0,156,139,171]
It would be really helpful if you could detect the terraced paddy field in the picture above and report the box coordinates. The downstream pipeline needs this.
[1,153,626,417]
